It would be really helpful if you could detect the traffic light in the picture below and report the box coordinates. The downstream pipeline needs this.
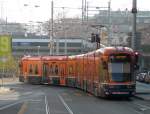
[91,33,100,43]
[95,34,100,43]
[134,51,140,70]
[135,51,139,63]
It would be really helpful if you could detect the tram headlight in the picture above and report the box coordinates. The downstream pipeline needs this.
[105,91,110,95]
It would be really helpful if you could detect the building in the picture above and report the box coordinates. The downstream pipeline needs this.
[12,37,94,58]
[93,10,150,45]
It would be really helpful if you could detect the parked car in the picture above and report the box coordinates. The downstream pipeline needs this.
[144,71,150,83]
[138,73,147,82]
[136,73,141,81]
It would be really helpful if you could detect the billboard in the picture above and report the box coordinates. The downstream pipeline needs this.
[0,35,12,56]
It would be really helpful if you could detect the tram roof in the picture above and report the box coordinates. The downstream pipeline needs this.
[21,56,42,60]
[42,56,68,60]
[95,46,134,55]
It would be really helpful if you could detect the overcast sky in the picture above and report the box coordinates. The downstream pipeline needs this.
[1,0,149,23]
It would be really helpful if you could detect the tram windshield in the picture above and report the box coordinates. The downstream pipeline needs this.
[108,54,132,82]
[108,63,131,82]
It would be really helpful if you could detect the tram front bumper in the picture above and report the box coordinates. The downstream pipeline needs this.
[102,84,136,96]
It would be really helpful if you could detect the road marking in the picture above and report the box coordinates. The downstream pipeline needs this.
[17,102,28,114]
[0,93,44,111]
[133,102,150,111]
[126,101,150,114]
[22,92,33,96]
[133,110,143,114]
[58,95,74,114]
[28,99,41,102]
[0,100,23,110]
[45,95,50,114]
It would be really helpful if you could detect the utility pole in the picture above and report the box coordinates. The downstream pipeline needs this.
[62,7,67,55]
[107,0,111,46]
[131,0,137,50]
[82,0,84,24]
[50,0,54,55]
[82,0,87,23]
[132,0,144,70]
[86,2,89,21]
[84,0,87,20]
[1,1,3,22]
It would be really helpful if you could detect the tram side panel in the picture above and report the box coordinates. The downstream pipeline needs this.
[97,54,109,97]
[26,60,42,84]
[75,56,84,89]
[82,55,87,91]
[88,53,98,95]
[66,57,76,87]
[59,61,67,86]
[42,57,68,86]
[42,60,60,85]
[19,59,27,82]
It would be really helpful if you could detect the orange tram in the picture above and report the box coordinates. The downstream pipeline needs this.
[19,47,139,97]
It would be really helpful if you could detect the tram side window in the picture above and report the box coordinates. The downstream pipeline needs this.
[69,66,73,75]
[35,64,38,74]
[25,64,27,73]
[49,65,53,75]
[29,64,33,74]
[61,68,64,76]
[43,64,48,76]
[55,65,58,75]
[52,65,55,75]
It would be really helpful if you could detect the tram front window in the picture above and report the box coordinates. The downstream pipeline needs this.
[108,63,131,82]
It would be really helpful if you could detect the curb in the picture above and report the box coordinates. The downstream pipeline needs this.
[136,92,150,94]
[134,95,145,100]
[134,93,150,101]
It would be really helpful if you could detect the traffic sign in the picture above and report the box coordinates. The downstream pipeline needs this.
[0,35,12,56]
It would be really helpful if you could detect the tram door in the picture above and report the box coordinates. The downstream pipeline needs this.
[60,62,66,86]
[43,63,49,83]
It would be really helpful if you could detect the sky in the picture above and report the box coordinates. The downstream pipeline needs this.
[0,0,149,23]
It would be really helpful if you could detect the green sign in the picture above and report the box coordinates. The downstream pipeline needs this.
[0,35,12,56]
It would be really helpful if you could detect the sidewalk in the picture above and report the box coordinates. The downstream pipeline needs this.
[135,82,150,100]
[0,77,19,95]
[0,77,20,85]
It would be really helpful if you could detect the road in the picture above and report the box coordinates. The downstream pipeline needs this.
[0,82,150,114]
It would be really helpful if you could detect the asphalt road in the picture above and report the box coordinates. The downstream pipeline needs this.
[1,83,150,114]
